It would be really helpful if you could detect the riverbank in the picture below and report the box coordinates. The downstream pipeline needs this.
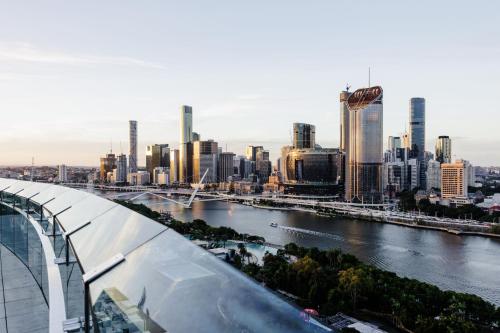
[379,216,500,239]
[248,201,500,239]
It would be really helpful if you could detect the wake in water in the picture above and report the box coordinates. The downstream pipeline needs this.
[277,225,344,241]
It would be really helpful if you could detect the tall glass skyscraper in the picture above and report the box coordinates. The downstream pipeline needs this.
[409,97,426,187]
[345,86,384,203]
[128,120,137,173]
[179,105,193,183]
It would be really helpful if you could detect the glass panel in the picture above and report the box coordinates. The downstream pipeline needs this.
[89,229,329,333]
[0,204,49,305]
[28,217,44,295]
[2,181,33,195]
[70,206,165,272]
[14,212,29,262]
[16,182,53,200]
[0,178,19,190]
[57,195,117,232]
[30,186,72,207]
[1,208,16,251]
[60,246,85,319]
[44,189,90,217]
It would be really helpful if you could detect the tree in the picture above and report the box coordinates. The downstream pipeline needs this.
[237,243,248,265]
[338,267,365,310]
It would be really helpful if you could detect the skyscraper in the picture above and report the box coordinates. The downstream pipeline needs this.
[426,159,441,191]
[280,145,292,182]
[146,144,170,183]
[245,145,263,161]
[345,86,383,203]
[115,154,128,183]
[100,153,116,182]
[409,97,426,187]
[435,135,452,164]
[388,136,401,151]
[193,140,218,183]
[179,105,193,183]
[58,164,67,182]
[169,149,180,183]
[293,123,315,149]
[339,91,351,152]
[218,152,235,182]
[339,90,351,186]
[441,161,467,199]
[129,120,138,173]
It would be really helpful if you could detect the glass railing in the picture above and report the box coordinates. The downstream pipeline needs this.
[0,203,49,305]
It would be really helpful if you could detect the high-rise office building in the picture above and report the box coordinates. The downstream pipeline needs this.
[245,145,263,161]
[193,140,218,183]
[169,149,180,183]
[339,90,351,186]
[435,135,452,164]
[146,144,170,182]
[218,152,235,182]
[456,159,475,187]
[179,105,193,183]
[100,153,116,182]
[129,120,138,173]
[441,161,468,199]
[153,167,170,185]
[409,98,426,187]
[293,123,315,149]
[255,149,271,182]
[426,159,441,191]
[339,91,351,152]
[114,154,127,183]
[58,164,67,182]
[345,86,384,203]
[383,161,406,196]
[408,158,420,190]
[388,136,401,151]
[280,146,292,182]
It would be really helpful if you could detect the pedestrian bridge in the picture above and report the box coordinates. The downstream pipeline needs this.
[0,178,330,333]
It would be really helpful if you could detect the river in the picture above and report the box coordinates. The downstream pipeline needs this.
[108,192,500,305]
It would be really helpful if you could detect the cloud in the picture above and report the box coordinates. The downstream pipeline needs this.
[0,42,166,69]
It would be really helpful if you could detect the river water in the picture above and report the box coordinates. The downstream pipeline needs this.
[109,193,500,305]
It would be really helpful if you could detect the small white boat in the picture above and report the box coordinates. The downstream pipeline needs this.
[269,222,278,228]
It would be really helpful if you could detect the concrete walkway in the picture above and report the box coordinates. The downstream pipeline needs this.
[0,244,49,333]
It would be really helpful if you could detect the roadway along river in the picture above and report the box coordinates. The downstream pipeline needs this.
[122,193,500,305]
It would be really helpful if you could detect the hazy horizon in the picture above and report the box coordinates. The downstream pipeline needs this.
[1,1,499,167]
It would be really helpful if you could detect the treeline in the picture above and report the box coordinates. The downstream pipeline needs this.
[242,243,500,333]
[398,190,500,223]
[168,219,265,244]
[114,200,161,219]
[113,199,266,243]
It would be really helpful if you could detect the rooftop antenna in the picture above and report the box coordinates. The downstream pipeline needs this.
[110,139,113,154]
[120,141,123,154]
[346,83,351,92]
[368,67,371,87]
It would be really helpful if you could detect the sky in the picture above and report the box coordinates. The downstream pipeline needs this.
[0,1,499,167]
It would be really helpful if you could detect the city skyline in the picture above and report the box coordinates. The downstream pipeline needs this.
[1,1,499,166]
